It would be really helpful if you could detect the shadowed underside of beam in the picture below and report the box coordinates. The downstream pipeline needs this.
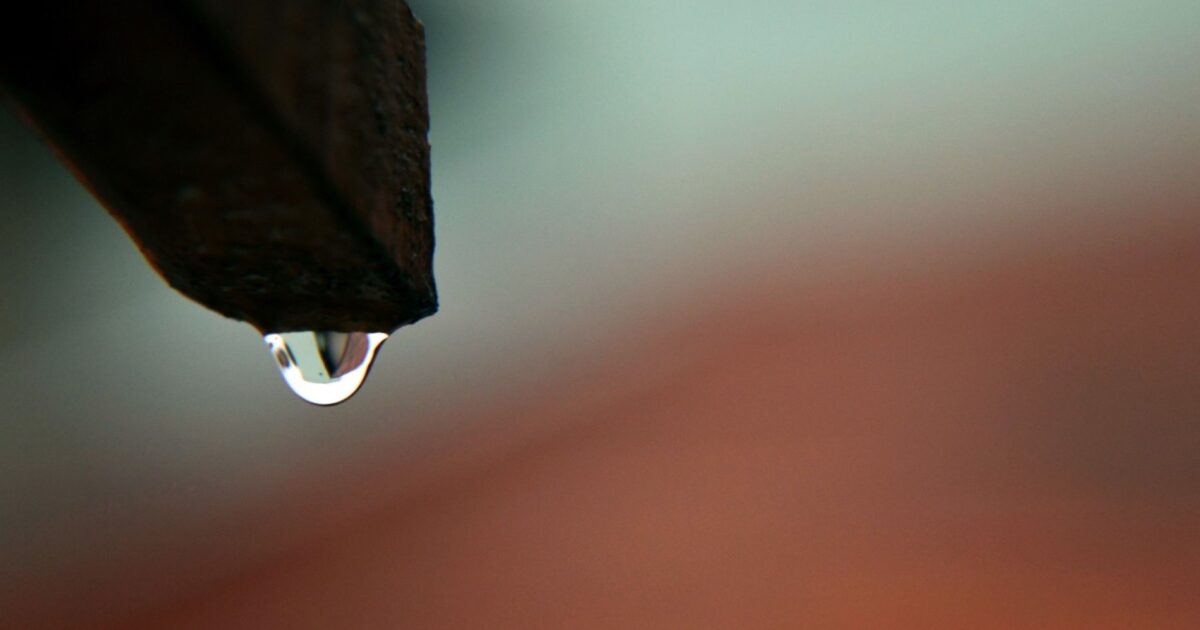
[0,0,436,333]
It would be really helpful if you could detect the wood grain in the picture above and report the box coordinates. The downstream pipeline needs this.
[0,0,436,333]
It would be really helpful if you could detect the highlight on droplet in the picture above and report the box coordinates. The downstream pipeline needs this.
[263,331,389,406]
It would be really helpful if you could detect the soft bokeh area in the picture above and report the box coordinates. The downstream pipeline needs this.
[3,1,1199,627]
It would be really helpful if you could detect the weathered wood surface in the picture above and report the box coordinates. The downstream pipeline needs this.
[0,0,436,333]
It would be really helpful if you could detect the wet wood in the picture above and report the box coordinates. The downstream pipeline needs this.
[0,0,436,333]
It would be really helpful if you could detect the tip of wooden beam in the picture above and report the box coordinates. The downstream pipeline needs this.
[1,0,437,333]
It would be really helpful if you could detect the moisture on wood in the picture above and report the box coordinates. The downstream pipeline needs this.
[0,0,437,333]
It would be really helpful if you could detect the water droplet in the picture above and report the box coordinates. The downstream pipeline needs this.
[263,331,389,406]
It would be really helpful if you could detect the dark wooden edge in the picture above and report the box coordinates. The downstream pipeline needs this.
[0,0,437,333]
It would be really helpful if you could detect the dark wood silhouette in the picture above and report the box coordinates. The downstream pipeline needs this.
[0,0,436,333]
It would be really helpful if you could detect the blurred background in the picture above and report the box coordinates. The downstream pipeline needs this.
[2,1,1199,627]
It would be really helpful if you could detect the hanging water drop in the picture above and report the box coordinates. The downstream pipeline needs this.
[263,331,389,406]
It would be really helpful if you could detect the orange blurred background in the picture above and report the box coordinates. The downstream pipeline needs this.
[2,1,1199,627]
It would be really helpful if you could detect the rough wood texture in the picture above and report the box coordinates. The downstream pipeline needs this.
[0,0,436,333]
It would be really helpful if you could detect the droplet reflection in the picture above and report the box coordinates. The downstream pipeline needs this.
[263,331,388,406]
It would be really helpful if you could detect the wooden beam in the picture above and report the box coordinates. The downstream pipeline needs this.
[0,0,436,333]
